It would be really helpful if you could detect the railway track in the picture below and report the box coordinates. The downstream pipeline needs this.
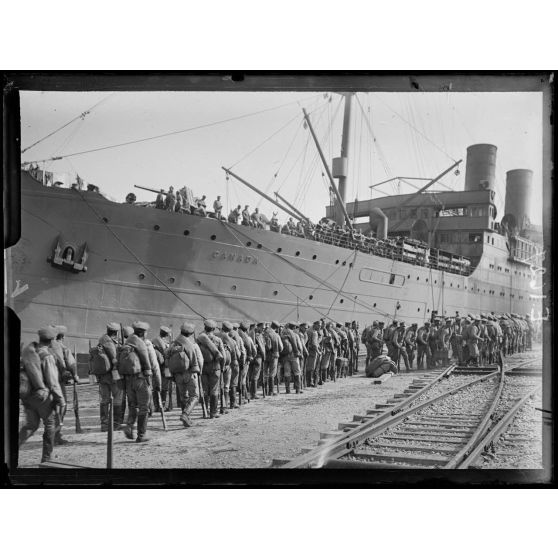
[275,353,542,469]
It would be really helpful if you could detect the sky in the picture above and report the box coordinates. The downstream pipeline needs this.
[20,90,543,225]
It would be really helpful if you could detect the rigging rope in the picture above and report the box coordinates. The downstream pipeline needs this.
[22,94,323,165]
[74,188,207,321]
[21,94,114,154]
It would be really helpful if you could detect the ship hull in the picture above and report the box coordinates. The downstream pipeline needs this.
[9,172,540,351]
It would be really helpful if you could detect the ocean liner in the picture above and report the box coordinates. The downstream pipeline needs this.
[6,93,544,352]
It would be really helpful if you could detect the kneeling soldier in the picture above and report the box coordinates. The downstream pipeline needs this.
[168,322,202,427]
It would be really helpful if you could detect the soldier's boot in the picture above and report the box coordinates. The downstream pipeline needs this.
[123,424,135,440]
[161,390,171,412]
[136,414,150,443]
[153,393,161,413]
[242,384,250,403]
[268,378,276,396]
[113,406,123,430]
[209,395,220,419]
[181,397,196,427]
[230,389,239,409]
[100,403,109,432]
[294,376,301,394]
[285,378,291,394]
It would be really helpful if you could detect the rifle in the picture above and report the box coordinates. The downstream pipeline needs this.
[219,362,225,414]
[73,344,83,433]
[156,390,167,430]
[107,390,113,469]
[238,359,243,406]
[197,373,208,418]
[167,327,174,411]
[119,323,127,422]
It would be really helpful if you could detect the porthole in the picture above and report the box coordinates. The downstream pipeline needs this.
[309,295,314,300]
[342,261,346,266]
[139,273,145,280]
[458,284,460,288]
[340,299,344,304]
[154,225,160,231]
[183,230,190,236]
[246,241,252,247]
[417,307,420,312]
[277,247,282,253]
[169,278,175,284]
[231,285,237,291]
[257,244,262,249]
[373,303,377,307]
[335,259,340,264]
[416,276,420,281]
[408,274,411,279]
[196,280,201,287]
[104,258,108,262]
[102,217,109,223]
[426,278,429,283]
[312,255,317,260]
[450,283,453,287]
[295,251,300,256]
[210,234,216,240]
[434,280,437,284]
[349,262,353,268]
[273,290,278,296]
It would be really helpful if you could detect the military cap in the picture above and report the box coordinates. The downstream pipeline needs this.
[399,321,406,327]
[445,318,452,323]
[222,321,233,331]
[51,324,67,335]
[107,322,120,332]
[481,318,487,322]
[257,321,265,327]
[412,323,418,327]
[474,315,481,321]
[313,320,321,326]
[38,326,57,340]
[239,321,250,330]
[271,320,280,327]
[288,321,298,327]
[372,320,378,326]
[378,321,385,325]
[299,322,309,328]
[232,322,239,329]
[480,313,487,319]
[424,322,431,327]
[160,325,172,334]
[180,322,195,334]
[344,322,351,326]
[122,326,134,337]
[204,319,217,329]
[132,320,149,331]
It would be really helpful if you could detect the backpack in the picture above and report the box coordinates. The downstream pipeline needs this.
[119,344,141,374]
[19,360,32,399]
[168,342,190,375]
[383,326,394,343]
[280,336,292,358]
[90,344,111,375]
[366,355,397,378]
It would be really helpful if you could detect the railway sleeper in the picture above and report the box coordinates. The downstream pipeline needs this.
[380,434,466,444]
[366,442,457,454]
[394,429,471,440]
[352,450,448,466]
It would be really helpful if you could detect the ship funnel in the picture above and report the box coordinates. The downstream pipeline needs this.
[370,207,388,240]
[504,169,532,231]
[464,144,497,192]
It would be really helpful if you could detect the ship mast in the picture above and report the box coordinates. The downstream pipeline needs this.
[336,93,353,225]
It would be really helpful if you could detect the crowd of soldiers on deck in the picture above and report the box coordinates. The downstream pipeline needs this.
[361,312,535,375]
[140,188,470,272]
[18,318,362,461]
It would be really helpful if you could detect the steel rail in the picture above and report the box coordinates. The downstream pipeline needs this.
[278,365,455,469]
[457,385,541,469]
[280,355,540,468]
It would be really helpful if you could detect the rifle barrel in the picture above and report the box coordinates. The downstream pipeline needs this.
[134,184,164,195]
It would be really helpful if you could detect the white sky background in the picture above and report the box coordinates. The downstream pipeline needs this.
[20,90,543,226]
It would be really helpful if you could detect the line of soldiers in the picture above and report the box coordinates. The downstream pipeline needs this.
[19,318,362,460]
[361,311,534,372]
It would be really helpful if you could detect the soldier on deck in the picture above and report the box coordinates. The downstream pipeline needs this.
[121,321,155,442]
[19,327,66,463]
[155,189,165,209]
[165,186,176,211]
[93,322,125,432]
[242,205,251,226]
[151,326,172,411]
[228,204,242,224]
[50,325,78,444]
[213,195,223,220]
[197,320,225,419]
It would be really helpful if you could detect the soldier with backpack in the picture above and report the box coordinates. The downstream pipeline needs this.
[152,326,172,411]
[90,322,124,432]
[197,320,225,419]
[19,327,66,463]
[120,321,156,442]
[168,322,202,427]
